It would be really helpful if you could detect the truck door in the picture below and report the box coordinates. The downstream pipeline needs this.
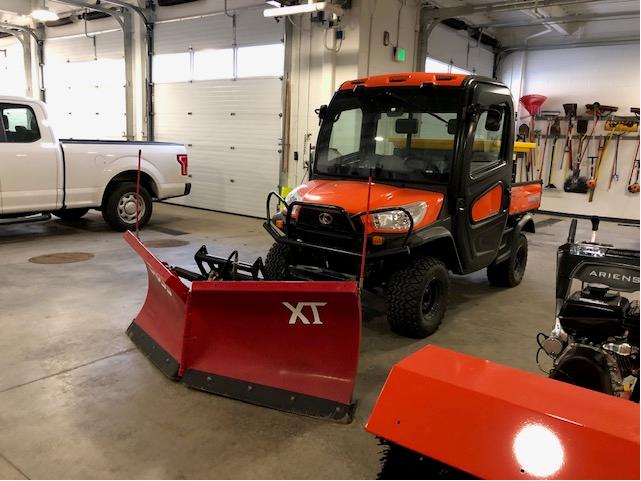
[0,103,59,214]
[454,84,513,274]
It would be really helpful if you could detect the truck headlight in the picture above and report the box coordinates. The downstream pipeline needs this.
[371,202,427,231]
[285,187,303,205]
[283,186,304,215]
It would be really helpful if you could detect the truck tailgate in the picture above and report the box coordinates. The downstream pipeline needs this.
[510,180,542,215]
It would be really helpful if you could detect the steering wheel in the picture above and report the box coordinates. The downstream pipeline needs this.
[403,155,440,173]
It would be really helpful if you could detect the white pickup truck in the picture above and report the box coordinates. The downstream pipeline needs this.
[0,96,191,231]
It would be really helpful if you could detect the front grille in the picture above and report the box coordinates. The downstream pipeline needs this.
[297,206,363,234]
[292,206,363,251]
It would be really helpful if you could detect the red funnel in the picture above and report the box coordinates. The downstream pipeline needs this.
[519,94,547,116]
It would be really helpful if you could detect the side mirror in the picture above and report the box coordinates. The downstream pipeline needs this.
[485,109,502,132]
[447,119,457,135]
[315,104,328,120]
[395,118,419,134]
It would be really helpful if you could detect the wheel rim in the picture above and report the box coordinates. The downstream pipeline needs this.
[421,277,441,318]
[513,246,526,279]
[117,192,145,224]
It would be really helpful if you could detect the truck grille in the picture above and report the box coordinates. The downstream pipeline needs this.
[294,206,363,251]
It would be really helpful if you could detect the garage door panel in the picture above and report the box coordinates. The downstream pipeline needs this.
[156,78,282,217]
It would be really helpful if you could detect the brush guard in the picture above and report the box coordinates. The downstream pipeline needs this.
[124,231,361,422]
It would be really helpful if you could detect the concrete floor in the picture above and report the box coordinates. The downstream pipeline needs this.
[0,203,638,479]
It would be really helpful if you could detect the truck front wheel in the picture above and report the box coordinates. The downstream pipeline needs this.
[487,233,528,287]
[102,182,152,232]
[264,243,291,279]
[385,256,450,338]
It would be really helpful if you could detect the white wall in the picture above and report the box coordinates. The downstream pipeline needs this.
[499,44,640,221]
[284,0,423,190]
[426,23,494,77]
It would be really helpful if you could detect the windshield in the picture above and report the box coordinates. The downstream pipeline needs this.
[315,87,464,184]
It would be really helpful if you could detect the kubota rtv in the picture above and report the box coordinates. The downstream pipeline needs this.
[264,72,542,338]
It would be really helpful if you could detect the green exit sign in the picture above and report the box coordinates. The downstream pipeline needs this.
[394,47,406,62]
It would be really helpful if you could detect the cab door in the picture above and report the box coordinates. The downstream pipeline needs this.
[454,83,514,274]
[0,102,59,214]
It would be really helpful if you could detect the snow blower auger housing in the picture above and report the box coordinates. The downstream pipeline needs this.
[124,231,361,422]
[366,345,640,479]
[264,72,541,339]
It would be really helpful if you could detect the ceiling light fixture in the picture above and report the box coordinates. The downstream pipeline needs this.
[263,1,345,18]
[31,1,59,22]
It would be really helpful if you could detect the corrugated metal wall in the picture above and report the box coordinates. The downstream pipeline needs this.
[154,8,284,217]
[44,31,126,140]
[155,79,282,217]
[0,37,26,96]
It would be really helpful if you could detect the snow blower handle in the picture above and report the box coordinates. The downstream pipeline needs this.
[567,218,578,243]
[590,216,600,243]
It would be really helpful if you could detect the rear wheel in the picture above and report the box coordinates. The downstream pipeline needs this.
[53,208,89,221]
[385,256,450,338]
[102,182,152,232]
[487,233,528,287]
[264,243,291,279]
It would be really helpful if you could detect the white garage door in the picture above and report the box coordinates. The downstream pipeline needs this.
[44,31,126,140]
[0,37,27,96]
[153,8,283,218]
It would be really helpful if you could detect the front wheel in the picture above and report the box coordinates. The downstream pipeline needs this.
[385,256,450,338]
[264,243,291,279]
[487,233,528,287]
[102,182,153,232]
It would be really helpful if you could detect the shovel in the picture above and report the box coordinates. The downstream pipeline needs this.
[545,119,560,188]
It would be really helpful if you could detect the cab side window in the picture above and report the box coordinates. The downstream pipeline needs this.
[470,107,505,177]
[0,105,41,143]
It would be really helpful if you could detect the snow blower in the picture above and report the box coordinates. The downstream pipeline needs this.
[366,345,640,479]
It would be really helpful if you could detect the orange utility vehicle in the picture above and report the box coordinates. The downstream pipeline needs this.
[264,72,542,337]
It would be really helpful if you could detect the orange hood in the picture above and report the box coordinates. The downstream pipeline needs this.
[293,180,444,230]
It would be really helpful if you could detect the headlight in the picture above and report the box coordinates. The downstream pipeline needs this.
[283,186,305,215]
[285,187,303,205]
[371,202,427,231]
[570,244,607,258]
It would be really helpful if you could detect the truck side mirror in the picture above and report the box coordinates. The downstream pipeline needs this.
[447,119,457,135]
[395,118,419,134]
[485,109,502,132]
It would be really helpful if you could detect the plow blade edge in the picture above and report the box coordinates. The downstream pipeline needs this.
[124,231,361,422]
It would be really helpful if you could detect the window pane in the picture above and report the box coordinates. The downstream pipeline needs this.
[237,44,284,78]
[1,105,41,143]
[194,49,234,80]
[154,53,190,83]
[329,108,362,158]
[470,110,505,176]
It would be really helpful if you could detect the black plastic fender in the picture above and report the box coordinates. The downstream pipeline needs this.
[413,226,464,274]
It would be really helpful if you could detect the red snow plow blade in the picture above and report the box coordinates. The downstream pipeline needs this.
[366,345,640,479]
[124,231,361,422]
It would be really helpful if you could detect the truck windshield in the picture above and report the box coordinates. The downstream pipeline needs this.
[315,87,464,184]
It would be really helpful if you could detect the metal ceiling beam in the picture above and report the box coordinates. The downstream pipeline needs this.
[421,0,604,21]
[50,0,127,30]
[473,10,640,29]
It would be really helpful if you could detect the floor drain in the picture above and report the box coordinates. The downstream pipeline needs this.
[144,239,190,248]
[29,252,95,264]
